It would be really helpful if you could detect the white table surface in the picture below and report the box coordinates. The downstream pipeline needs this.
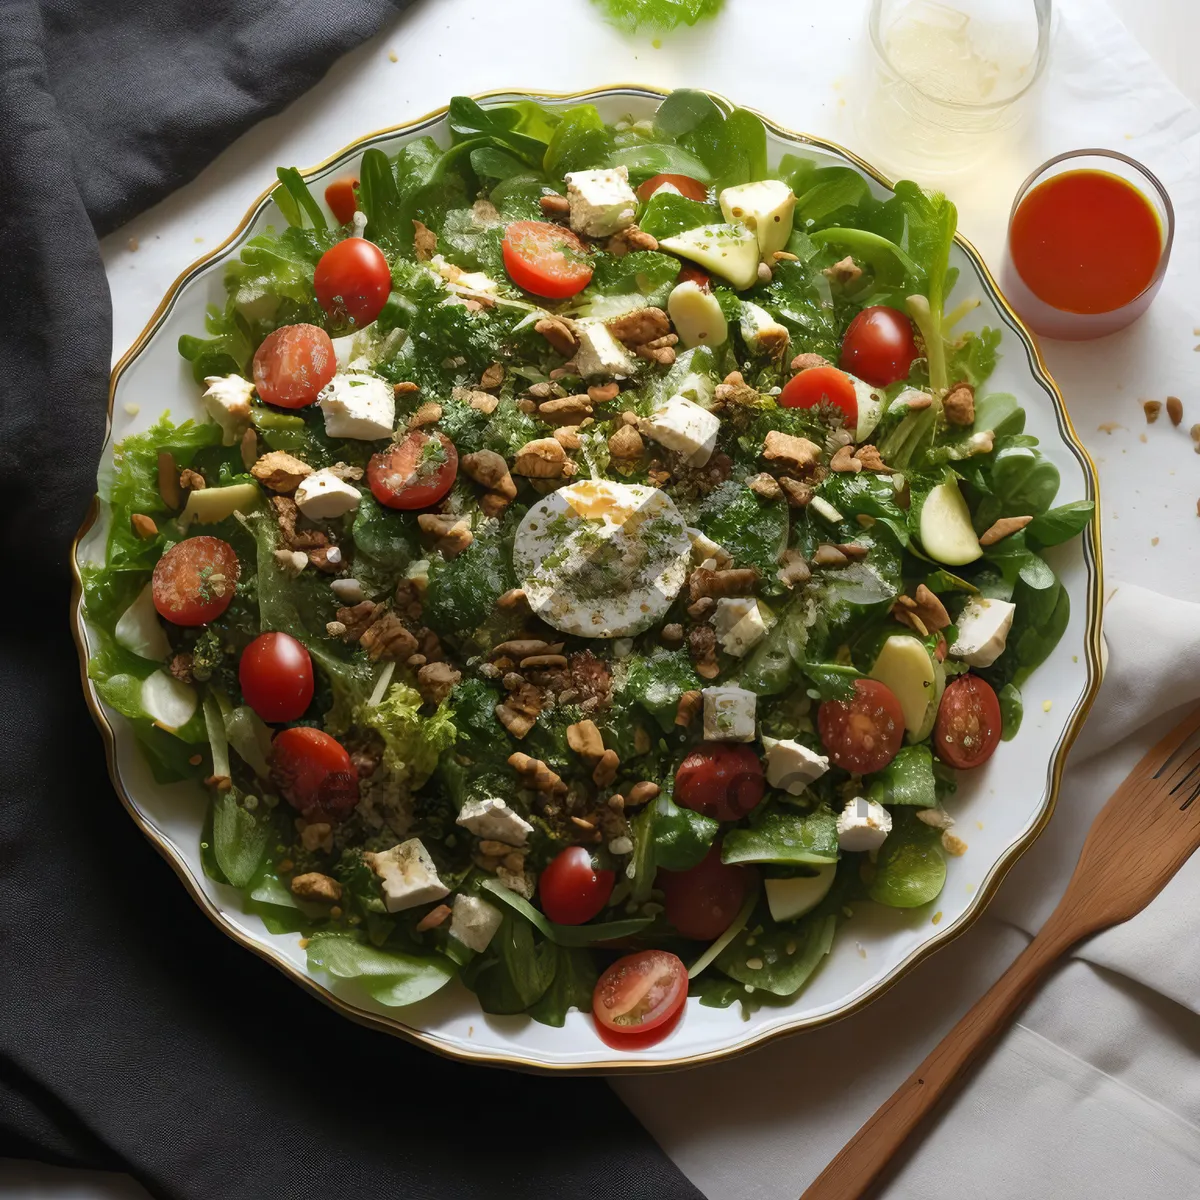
[11,0,1198,1195]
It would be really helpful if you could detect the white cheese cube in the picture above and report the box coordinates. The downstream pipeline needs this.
[318,373,395,441]
[641,395,720,467]
[202,374,254,446]
[702,686,757,742]
[739,302,790,358]
[449,893,503,953]
[366,839,450,913]
[762,737,829,795]
[455,797,534,846]
[714,597,773,658]
[950,597,1016,668]
[719,180,796,258]
[565,166,638,237]
[574,321,636,378]
[836,797,892,853]
[293,469,361,521]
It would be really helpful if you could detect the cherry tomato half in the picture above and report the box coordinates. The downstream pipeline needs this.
[501,220,593,300]
[252,324,336,410]
[538,846,615,926]
[676,262,711,290]
[817,678,905,774]
[367,431,459,511]
[270,727,359,822]
[636,173,709,203]
[151,536,240,627]
[675,743,765,823]
[935,675,1002,770]
[779,365,859,428]
[313,237,391,328]
[659,846,751,941]
[324,176,359,226]
[239,632,315,723]
[840,305,919,388]
[593,950,688,1035]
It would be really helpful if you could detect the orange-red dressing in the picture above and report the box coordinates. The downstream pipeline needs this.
[1010,169,1162,315]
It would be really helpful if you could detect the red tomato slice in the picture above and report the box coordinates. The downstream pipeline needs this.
[151,536,239,627]
[675,743,765,823]
[313,237,391,328]
[324,176,360,226]
[636,173,709,203]
[676,263,711,290]
[252,324,336,410]
[839,305,919,387]
[270,727,359,822]
[659,846,751,940]
[501,220,593,300]
[238,632,315,723]
[779,365,859,428]
[593,950,687,1035]
[367,431,458,511]
[817,679,905,774]
[935,675,1002,769]
[538,846,615,926]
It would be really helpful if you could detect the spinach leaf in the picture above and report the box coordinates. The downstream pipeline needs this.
[588,249,682,298]
[972,392,1026,437]
[682,108,768,194]
[461,912,557,1014]
[638,191,722,239]
[794,167,872,229]
[529,946,598,1027]
[802,663,861,702]
[867,812,946,908]
[1025,500,1095,547]
[866,744,936,807]
[715,906,837,996]
[447,96,549,166]
[614,647,701,731]
[697,481,789,576]
[737,590,814,696]
[990,555,1070,686]
[607,141,712,185]
[721,805,839,866]
[212,789,271,888]
[653,89,727,138]
[999,682,1023,741]
[306,931,456,1007]
[652,788,719,871]
[470,145,531,181]
[272,167,327,230]
[973,440,1061,528]
[351,495,418,571]
[543,105,613,176]
[480,879,653,946]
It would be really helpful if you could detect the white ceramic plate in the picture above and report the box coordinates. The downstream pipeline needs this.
[72,87,1103,1073]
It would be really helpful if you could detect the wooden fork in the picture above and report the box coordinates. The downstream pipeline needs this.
[803,705,1200,1200]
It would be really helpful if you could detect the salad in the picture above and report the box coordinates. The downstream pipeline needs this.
[83,91,1093,1044]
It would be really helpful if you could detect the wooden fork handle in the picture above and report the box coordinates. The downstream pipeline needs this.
[802,915,1082,1200]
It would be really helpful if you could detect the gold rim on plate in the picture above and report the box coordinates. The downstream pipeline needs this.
[70,85,1104,1075]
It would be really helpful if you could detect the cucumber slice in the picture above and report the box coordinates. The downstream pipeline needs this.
[180,482,260,527]
[114,583,170,662]
[764,864,837,923]
[918,479,982,566]
[141,671,198,731]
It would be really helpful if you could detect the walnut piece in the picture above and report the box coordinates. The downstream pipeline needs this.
[509,752,566,795]
[746,472,781,499]
[592,748,620,788]
[763,430,822,474]
[407,401,443,429]
[179,468,206,491]
[687,624,720,680]
[605,226,658,256]
[608,424,644,460]
[714,370,759,409]
[417,661,461,706]
[689,567,759,601]
[822,255,863,286]
[418,513,474,559]
[607,307,670,348]
[512,437,571,478]
[412,219,437,261]
[790,352,831,373]
[779,477,813,508]
[291,873,342,903]
[829,444,861,473]
[539,193,570,217]
[535,316,578,357]
[462,449,517,499]
[538,395,593,424]
[587,381,620,404]
[854,444,892,473]
[944,381,976,426]
[251,451,312,493]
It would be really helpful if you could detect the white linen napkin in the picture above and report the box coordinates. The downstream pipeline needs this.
[613,584,1200,1199]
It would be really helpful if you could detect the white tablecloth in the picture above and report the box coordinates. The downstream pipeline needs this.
[13,0,1198,1196]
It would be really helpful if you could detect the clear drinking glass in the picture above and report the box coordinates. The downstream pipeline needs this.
[999,149,1174,340]
[858,0,1052,178]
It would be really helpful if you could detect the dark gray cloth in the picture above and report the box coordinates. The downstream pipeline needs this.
[0,2,705,1196]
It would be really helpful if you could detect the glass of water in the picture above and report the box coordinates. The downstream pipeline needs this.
[857,0,1052,179]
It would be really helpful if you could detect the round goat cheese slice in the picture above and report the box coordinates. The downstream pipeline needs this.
[514,480,692,638]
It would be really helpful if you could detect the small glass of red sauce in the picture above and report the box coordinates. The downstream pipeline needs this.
[1000,149,1174,340]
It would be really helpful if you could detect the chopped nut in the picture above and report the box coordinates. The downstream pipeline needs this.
[790,352,831,373]
[418,513,474,559]
[480,362,505,391]
[687,596,715,620]
[1143,399,1162,423]
[606,226,658,256]
[592,748,620,788]
[634,343,676,366]
[763,430,822,474]
[462,449,517,499]
[535,316,578,358]
[407,401,443,429]
[551,426,580,451]
[325,620,347,637]
[757,261,773,284]
[822,255,863,286]
[497,588,529,611]
[492,639,553,659]
[539,193,570,216]
[836,543,869,561]
[567,719,605,763]
[394,381,420,396]
[179,467,206,491]
[521,654,568,669]
[417,661,461,705]
[527,381,566,401]
[588,381,620,404]
[979,514,1033,546]
[675,690,703,726]
[538,395,593,424]
[777,550,811,587]
[291,872,342,903]
[779,477,814,508]
[415,904,452,931]
[773,250,799,262]
[240,427,258,471]
[853,444,892,473]
[168,652,193,683]
[512,437,571,478]
[273,548,308,577]
[469,391,498,414]
[893,583,951,635]
[607,307,670,348]
[307,545,342,574]
[358,609,419,661]
[496,703,537,738]
[944,381,975,426]
[714,370,760,409]
[157,451,182,509]
[626,781,660,807]
[608,424,645,460]
[746,471,782,499]
[205,774,232,792]
[900,393,933,412]
[829,444,861,473]
[1167,395,1184,426]
[942,831,968,857]
[251,451,313,493]
[689,566,759,602]
[812,544,849,566]
[688,624,720,680]
[412,219,437,261]
[131,513,158,539]
[660,623,684,648]
[299,821,333,853]
[509,751,566,795]
[571,816,596,833]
